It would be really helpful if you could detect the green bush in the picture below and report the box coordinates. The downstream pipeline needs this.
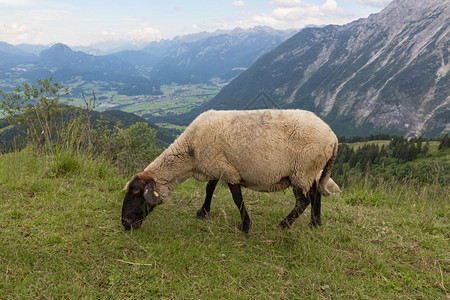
[1,79,160,176]
[99,122,160,175]
[0,77,71,153]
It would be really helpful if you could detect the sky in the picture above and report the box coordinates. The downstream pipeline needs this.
[0,0,392,46]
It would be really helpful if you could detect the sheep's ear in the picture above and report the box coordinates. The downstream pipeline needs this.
[143,179,162,207]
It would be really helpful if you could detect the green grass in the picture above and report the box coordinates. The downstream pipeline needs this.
[117,83,221,117]
[155,122,187,131]
[0,148,449,298]
[336,140,449,185]
[344,140,391,149]
[344,140,442,154]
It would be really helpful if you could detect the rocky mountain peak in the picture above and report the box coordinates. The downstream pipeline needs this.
[200,0,449,137]
[363,0,449,34]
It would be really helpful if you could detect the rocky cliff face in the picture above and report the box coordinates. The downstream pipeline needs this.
[206,0,449,137]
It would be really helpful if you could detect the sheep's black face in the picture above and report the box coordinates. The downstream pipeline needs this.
[121,178,153,230]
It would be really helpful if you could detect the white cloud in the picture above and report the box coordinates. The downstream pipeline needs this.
[0,8,70,44]
[357,0,391,8]
[322,0,338,12]
[232,1,245,7]
[269,0,302,8]
[94,17,162,44]
[272,7,315,22]
[0,0,32,6]
[99,26,161,45]
[252,0,354,28]
[251,14,278,26]
[101,31,119,38]
[126,27,162,43]
[0,23,30,44]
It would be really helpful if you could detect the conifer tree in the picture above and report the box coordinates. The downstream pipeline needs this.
[438,134,450,150]
[423,141,430,154]
[349,151,357,168]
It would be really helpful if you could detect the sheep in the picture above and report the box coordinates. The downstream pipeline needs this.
[121,109,338,232]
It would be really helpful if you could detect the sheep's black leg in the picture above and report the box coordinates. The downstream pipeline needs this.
[280,186,310,229]
[309,181,322,227]
[227,183,251,233]
[196,179,218,218]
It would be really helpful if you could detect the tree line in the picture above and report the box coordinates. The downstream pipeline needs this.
[332,134,449,184]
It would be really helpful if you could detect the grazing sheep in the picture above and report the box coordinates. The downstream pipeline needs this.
[121,109,338,232]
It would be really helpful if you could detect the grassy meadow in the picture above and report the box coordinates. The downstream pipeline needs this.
[0,147,449,299]
[68,82,221,118]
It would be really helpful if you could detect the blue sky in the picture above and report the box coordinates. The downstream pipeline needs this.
[0,0,391,46]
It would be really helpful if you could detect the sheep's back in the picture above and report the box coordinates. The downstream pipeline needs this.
[188,109,337,190]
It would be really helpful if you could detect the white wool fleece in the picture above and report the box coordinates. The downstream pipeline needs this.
[144,109,338,200]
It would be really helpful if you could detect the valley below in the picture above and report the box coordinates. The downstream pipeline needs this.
[69,82,222,119]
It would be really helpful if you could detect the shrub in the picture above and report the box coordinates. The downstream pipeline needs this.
[1,79,159,175]
[98,122,160,175]
[0,77,71,153]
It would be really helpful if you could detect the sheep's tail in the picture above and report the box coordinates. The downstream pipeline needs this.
[317,140,338,197]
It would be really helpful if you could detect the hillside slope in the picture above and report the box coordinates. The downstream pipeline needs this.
[0,108,180,151]
[0,145,448,298]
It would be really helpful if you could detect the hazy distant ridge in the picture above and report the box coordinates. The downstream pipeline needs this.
[0,26,297,87]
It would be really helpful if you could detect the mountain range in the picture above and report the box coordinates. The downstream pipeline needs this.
[0,26,297,93]
[0,41,37,68]
[139,26,297,83]
[167,0,449,138]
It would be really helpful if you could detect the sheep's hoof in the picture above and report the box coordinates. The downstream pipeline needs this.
[240,225,250,234]
[238,220,252,233]
[309,219,322,227]
[196,208,208,218]
[279,220,290,230]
